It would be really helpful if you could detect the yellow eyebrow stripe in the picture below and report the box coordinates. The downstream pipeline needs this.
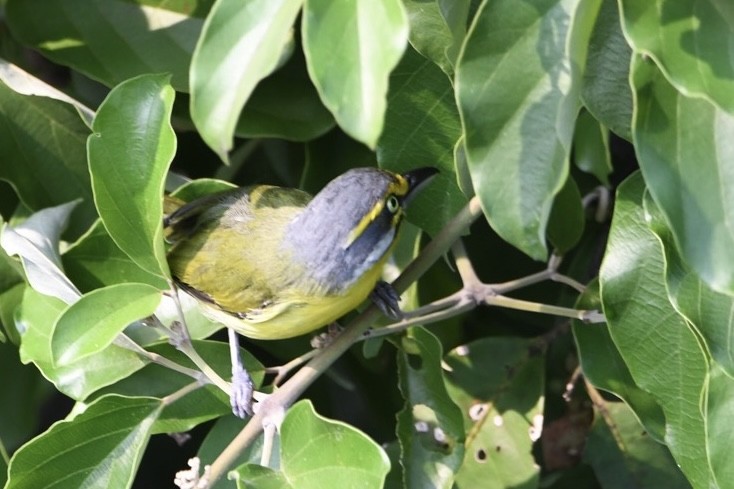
[342,173,409,249]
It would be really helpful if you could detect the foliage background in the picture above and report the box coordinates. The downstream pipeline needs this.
[0,0,733,488]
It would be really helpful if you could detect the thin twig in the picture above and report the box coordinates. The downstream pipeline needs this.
[205,196,484,486]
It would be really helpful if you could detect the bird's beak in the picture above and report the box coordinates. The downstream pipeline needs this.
[402,167,439,206]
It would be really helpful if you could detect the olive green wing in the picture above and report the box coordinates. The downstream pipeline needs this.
[165,185,312,316]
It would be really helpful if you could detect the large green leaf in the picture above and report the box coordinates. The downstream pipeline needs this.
[190,0,303,160]
[581,0,633,141]
[599,172,712,489]
[632,54,734,294]
[16,288,148,401]
[88,74,175,281]
[302,0,409,148]
[584,401,689,489]
[444,337,545,489]
[645,193,734,379]
[234,400,390,489]
[456,0,601,260]
[51,283,162,366]
[396,328,464,489]
[5,0,207,91]
[0,78,94,238]
[620,0,734,115]
[377,46,466,236]
[6,395,162,489]
[706,363,734,488]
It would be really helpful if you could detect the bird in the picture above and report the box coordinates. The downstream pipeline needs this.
[163,166,438,415]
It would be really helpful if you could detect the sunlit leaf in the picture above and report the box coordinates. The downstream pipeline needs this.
[456,0,601,260]
[88,74,175,280]
[632,54,734,294]
[6,395,162,489]
[303,0,409,148]
[600,172,712,488]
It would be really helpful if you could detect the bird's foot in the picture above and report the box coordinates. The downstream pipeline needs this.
[230,365,254,418]
[370,280,403,320]
[310,322,343,349]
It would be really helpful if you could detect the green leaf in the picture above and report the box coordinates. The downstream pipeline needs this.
[456,0,601,260]
[444,337,545,489]
[599,172,712,489]
[632,54,734,294]
[645,193,734,379]
[546,175,584,253]
[302,0,409,148]
[0,79,95,239]
[5,0,207,92]
[0,200,82,304]
[402,0,469,75]
[234,400,390,489]
[16,288,148,400]
[88,74,176,281]
[573,109,612,185]
[706,363,734,488]
[377,46,467,236]
[236,48,335,141]
[581,0,633,141]
[190,0,303,160]
[51,283,161,366]
[584,401,689,489]
[62,220,169,292]
[396,328,465,489]
[6,395,162,489]
[620,0,734,115]
[572,280,665,442]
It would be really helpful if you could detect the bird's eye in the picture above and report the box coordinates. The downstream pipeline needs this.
[386,195,400,214]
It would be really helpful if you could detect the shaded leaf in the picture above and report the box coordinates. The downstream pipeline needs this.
[237,47,334,141]
[5,0,207,91]
[303,0,409,148]
[444,337,545,489]
[705,363,734,488]
[396,327,464,489]
[402,0,469,74]
[62,220,169,292]
[6,395,162,489]
[581,0,633,140]
[0,79,94,238]
[632,54,734,294]
[584,401,689,489]
[547,175,584,253]
[572,280,665,442]
[88,73,175,280]
[190,0,303,159]
[456,0,601,260]
[377,45,466,236]
[573,109,612,185]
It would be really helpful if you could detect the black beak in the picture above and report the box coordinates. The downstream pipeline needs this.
[402,167,439,205]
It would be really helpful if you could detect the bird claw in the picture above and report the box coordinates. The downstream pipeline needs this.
[230,366,254,418]
[370,281,403,320]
